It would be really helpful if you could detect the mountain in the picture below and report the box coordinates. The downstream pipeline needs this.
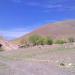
[12,20,75,45]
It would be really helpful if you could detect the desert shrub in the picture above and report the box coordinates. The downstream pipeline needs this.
[29,35,53,45]
[68,37,75,43]
[36,38,45,45]
[29,35,43,46]
[60,63,65,66]
[19,39,29,48]
[20,39,28,45]
[55,40,66,44]
[43,37,53,45]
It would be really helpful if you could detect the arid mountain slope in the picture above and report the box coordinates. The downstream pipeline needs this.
[13,20,75,45]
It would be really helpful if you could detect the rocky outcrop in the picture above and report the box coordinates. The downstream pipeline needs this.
[0,38,18,51]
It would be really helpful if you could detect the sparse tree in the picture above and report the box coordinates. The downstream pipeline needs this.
[44,37,53,45]
[29,35,53,46]
[55,40,66,44]
[29,35,42,46]
[68,37,75,43]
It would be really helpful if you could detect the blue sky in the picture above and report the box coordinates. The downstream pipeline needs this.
[0,0,75,39]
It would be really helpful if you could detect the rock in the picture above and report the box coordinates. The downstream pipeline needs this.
[0,38,18,51]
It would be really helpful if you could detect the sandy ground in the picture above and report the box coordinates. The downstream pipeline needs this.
[0,45,75,75]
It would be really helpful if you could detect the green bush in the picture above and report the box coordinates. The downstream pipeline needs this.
[43,37,53,45]
[29,35,53,45]
[29,35,43,46]
[36,38,45,45]
[55,40,66,44]
[68,37,75,43]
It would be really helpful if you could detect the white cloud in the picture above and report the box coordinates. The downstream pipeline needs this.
[0,28,30,39]
[42,4,75,13]
[23,1,75,12]
[44,4,62,8]
[10,0,75,11]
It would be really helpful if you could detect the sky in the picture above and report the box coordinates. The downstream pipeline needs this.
[0,0,75,39]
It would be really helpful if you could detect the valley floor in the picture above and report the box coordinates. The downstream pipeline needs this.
[0,45,75,75]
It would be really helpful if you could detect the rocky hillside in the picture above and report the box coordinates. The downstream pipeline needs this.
[0,37,18,51]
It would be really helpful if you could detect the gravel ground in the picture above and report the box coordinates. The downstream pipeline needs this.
[0,60,75,75]
[0,45,75,75]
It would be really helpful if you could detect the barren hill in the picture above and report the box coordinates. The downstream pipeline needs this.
[13,20,75,45]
